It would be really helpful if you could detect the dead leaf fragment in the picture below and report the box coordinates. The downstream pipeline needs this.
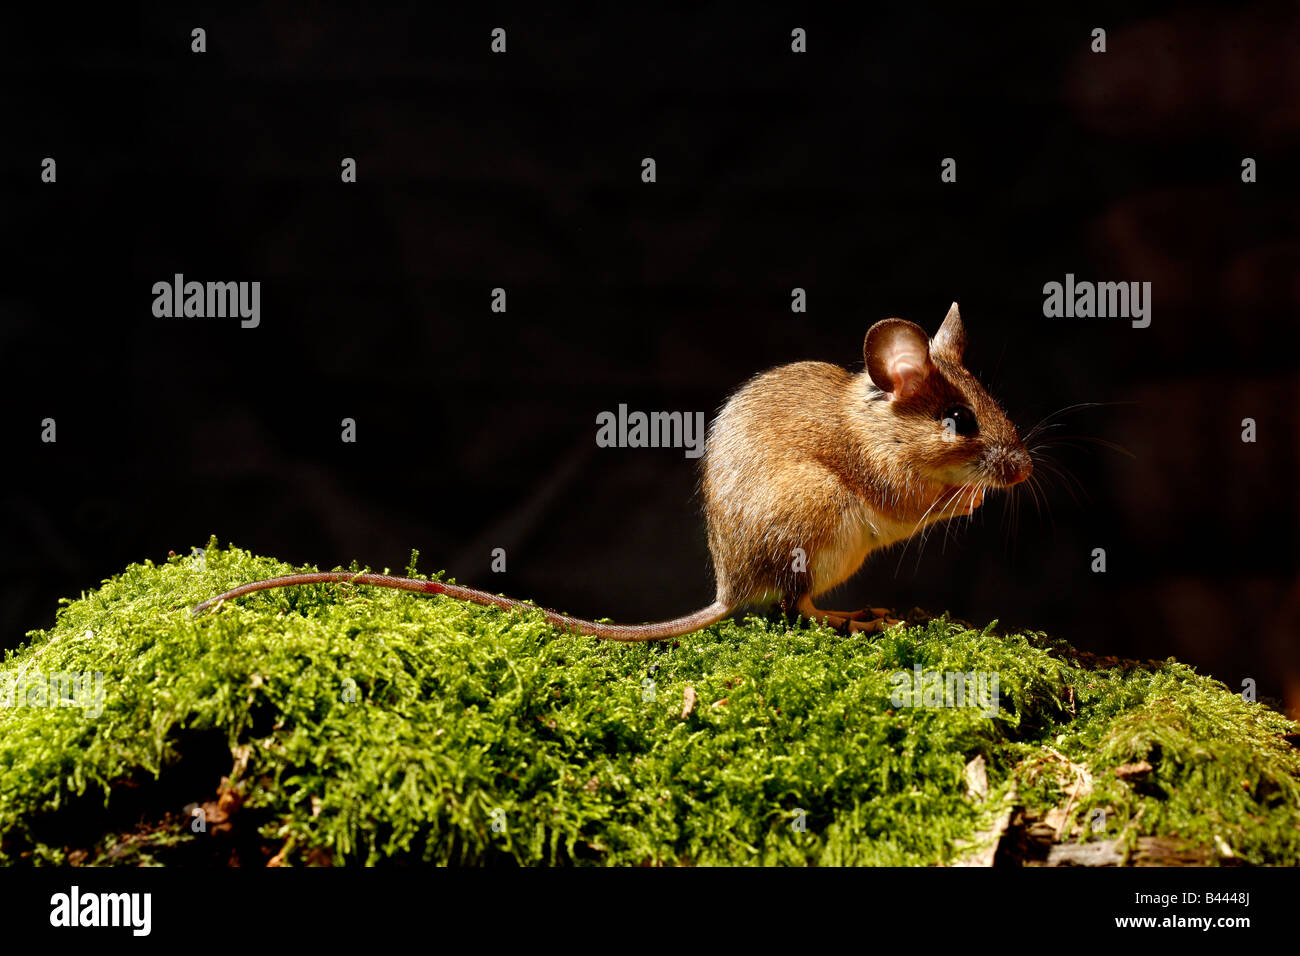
[1114,760,1153,780]
[964,755,989,802]
[231,744,251,779]
[1039,750,1094,840]
[681,686,697,719]
[953,782,1018,867]
[196,776,244,837]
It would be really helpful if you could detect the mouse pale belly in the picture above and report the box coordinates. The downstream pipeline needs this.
[810,505,914,597]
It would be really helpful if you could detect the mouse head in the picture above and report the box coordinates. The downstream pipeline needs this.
[863,303,1031,501]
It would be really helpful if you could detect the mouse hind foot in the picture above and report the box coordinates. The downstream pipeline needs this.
[793,596,899,633]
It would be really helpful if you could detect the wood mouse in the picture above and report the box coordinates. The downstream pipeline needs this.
[192,302,1031,640]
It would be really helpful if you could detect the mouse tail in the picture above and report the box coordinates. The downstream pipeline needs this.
[190,571,730,642]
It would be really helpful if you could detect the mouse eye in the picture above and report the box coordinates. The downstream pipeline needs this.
[940,405,978,438]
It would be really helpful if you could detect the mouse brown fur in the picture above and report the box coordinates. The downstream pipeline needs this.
[701,302,1030,628]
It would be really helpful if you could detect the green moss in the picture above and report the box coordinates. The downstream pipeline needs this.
[0,538,1296,865]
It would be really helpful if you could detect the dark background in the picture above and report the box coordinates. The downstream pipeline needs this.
[1,4,1296,713]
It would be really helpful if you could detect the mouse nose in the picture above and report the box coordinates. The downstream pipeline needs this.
[1008,451,1032,485]
[992,448,1032,486]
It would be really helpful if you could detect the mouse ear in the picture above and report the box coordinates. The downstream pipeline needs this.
[864,319,933,400]
[931,301,966,364]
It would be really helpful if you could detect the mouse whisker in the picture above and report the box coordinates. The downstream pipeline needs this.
[926,479,980,564]
[1021,466,1045,521]
[1027,450,1090,509]
[894,483,960,575]
[1021,401,1129,445]
[1032,471,1060,534]
[1028,433,1135,459]
[1003,480,1020,557]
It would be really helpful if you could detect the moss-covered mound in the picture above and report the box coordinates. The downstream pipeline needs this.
[1,539,1296,866]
